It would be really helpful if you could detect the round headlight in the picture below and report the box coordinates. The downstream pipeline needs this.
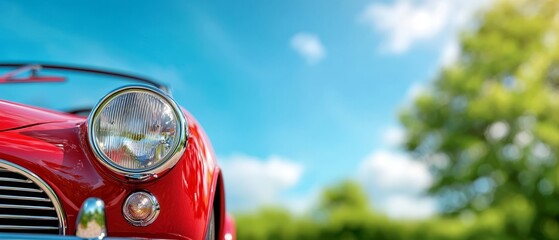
[88,85,187,179]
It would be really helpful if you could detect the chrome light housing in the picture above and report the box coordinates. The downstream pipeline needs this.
[123,191,160,226]
[88,85,187,179]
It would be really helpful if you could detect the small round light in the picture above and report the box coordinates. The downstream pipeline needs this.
[123,192,159,226]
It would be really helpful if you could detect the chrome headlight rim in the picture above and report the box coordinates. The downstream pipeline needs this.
[87,84,188,180]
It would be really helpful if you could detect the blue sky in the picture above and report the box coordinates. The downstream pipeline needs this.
[0,0,490,218]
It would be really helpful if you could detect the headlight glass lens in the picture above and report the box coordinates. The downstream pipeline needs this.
[91,89,181,171]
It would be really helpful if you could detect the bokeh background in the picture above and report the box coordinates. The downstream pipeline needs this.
[2,0,559,239]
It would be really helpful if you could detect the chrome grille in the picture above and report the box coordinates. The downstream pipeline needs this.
[0,161,65,235]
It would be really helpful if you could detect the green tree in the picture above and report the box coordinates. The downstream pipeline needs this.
[317,181,369,214]
[400,0,559,238]
[234,181,480,240]
[315,181,376,240]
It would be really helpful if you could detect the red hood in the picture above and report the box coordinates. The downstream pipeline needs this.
[0,100,83,131]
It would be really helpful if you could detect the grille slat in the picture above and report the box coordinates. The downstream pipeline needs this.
[0,204,55,210]
[0,177,32,184]
[0,214,58,220]
[0,162,64,235]
[0,186,43,193]
[0,194,51,202]
[0,225,59,230]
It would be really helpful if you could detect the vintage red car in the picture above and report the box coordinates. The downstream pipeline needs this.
[0,63,235,240]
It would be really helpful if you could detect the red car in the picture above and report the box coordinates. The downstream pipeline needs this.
[0,63,235,240]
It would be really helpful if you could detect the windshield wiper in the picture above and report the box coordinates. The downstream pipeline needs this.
[0,64,66,83]
[0,63,168,93]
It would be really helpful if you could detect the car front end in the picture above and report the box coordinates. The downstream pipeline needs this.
[0,64,233,239]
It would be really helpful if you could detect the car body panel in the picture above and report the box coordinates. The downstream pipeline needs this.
[0,99,231,239]
[0,100,73,131]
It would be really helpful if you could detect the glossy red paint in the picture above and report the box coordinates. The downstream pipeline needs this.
[224,213,237,240]
[0,100,73,131]
[0,100,232,239]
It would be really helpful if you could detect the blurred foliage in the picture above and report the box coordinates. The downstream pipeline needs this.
[401,0,559,238]
[236,0,559,238]
[235,181,532,240]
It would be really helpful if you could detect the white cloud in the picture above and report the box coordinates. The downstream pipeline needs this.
[360,0,491,54]
[358,150,435,219]
[290,32,326,65]
[406,82,427,100]
[361,0,449,53]
[440,40,461,66]
[360,150,432,191]
[383,126,405,147]
[220,154,304,211]
[283,189,320,215]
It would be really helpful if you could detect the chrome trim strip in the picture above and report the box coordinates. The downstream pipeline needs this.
[87,85,189,180]
[0,214,58,220]
[0,186,43,193]
[0,160,67,235]
[0,194,51,202]
[0,177,32,184]
[0,225,59,230]
[0,204,54,210]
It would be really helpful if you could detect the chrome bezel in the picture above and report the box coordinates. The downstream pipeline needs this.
[87,85,188,180]
[0,160,67,235]
[122,191,160,226]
